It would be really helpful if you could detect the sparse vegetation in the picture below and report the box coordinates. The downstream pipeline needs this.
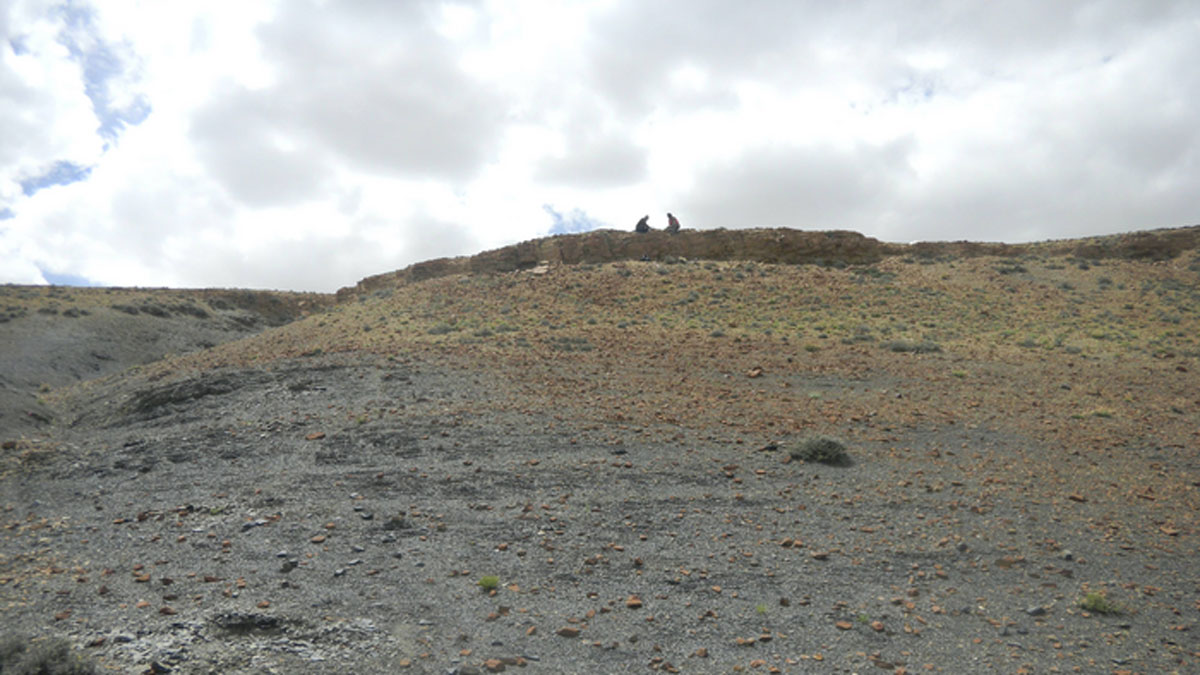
[884,340,942,354]
[1080,591,1124,615]
[0,634,97,674]
[3,227,1200,673]
[790,436,851,466]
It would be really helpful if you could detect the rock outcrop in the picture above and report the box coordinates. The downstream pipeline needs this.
[336,224,1200,301]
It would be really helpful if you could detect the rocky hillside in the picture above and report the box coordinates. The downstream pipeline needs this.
[336,224,1200,300]
[2,225,1199,674]
[0,286,330,434]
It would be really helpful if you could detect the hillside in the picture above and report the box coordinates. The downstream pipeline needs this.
[335,224,1200,299]
[0,286,328,435]
[1,226,1199,673]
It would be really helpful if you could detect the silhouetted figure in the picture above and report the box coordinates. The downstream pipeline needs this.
[635,215,650,233]
[665,213,681,234]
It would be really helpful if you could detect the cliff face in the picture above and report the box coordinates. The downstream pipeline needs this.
[335,225,1200,301]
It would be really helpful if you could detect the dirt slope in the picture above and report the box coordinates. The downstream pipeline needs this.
[0,286,328,435]
[1,227,1199,674]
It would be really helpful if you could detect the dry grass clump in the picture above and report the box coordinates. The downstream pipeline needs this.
[789,436,852,466]
[1080,591,1124,615]
[0,634,97,674]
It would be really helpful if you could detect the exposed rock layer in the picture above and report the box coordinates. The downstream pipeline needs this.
[337,225,1200,300]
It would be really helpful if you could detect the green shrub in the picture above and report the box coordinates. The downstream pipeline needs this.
[789,436,851,466]
[1080,591,1123,615]
[478,575,500,591]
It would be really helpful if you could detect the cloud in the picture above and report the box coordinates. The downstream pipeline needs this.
[536,133,647,188]
[679,140,915,231]
[4,1,1200,291]
[189,0,506,210]
[190,86,333,208]
[55,0,151,140]
[0,5,102,211]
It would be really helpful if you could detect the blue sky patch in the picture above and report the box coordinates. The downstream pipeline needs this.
[20,160,93,196]
[0,207,14,220]
[544,204,606,235]
[57,1,152,140]
[39,267,100,287]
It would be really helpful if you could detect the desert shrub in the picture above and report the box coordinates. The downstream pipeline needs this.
[0,634,97,674]
[1080,592,1123,615]
[789,436,851,466]
[478,575,500,591]
[884,340,942,354]
[171,302,210,319]
[994,263,1027,275]
[427,322,458,335]
[138,303,170,318]
[545,337,592,352]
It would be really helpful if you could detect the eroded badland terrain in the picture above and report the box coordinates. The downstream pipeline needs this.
[1,227,1198,674]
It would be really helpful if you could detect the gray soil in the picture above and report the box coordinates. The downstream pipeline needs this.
[3,350,1196,674]
[1,279,1197,674]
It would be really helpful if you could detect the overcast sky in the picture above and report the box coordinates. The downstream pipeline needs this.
[2,1,1198,291]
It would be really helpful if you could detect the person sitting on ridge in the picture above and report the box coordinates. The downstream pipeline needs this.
[665,212,681,234]
[635,215,651,233]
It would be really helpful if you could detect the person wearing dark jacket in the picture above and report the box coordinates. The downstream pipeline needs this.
[635,215,651,233]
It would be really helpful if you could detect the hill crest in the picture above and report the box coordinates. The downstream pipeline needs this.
[336,224,1200,300]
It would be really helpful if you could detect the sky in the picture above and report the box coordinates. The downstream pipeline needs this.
[1,1,1198,292]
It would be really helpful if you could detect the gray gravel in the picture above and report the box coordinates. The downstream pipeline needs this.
[3,353,1196,673]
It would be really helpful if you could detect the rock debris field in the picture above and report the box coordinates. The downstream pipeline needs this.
[2,233,1199,674]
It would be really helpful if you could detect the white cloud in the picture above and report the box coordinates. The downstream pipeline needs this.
[1,0,1198,291]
